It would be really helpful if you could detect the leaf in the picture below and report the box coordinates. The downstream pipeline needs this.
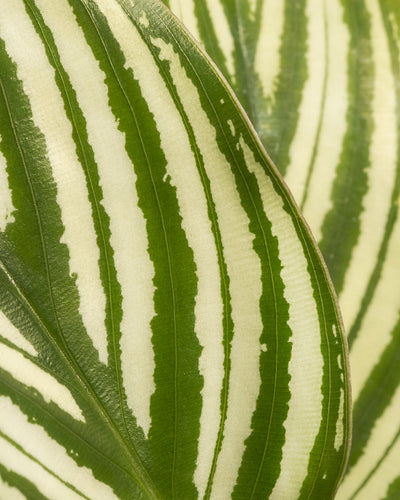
[167,0,400,498]
[0,0,349,498]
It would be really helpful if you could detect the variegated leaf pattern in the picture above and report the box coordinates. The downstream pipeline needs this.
[166,0,400,498]
[0,0,350,499]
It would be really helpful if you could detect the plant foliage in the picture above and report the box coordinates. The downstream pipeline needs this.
[168,0,400,498]
[0,0,372,498]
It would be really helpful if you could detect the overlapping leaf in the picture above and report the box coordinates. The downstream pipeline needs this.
[0,0,349,498]
[168,0,400,497]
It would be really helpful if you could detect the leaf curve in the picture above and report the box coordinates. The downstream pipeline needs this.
[166,0,400,498]
[0,0,350,498]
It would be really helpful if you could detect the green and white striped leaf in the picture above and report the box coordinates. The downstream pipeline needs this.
[0,0,350,498]
[168,0,400,498]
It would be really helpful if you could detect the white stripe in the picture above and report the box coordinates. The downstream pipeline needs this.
[0,310,37,356]
[204,0,235,80]
[169,0,201,44]
[349,211,400,402]
[0,436,81,500]
[92,3,226,495]
[300,0,348,241]
[0,397,117,500]
[370,437,400,499]
[248,0,257,18]
[144,38,263,500]
[0,142,15,231]
[340,1,400,401]
[284,0,326,201]
[335,388,345,452]
[334,327,345,453]
[227,119,235,136]
[120,32,224,499]
[0,479,26,500]
[0,343,83,421]
[0,0,108,364]
[287,0,349,244]
[139,11,149,28]
[255,0,285,102]
[240,138,325,500]
[339,0,397,331]
[337,384,400,499]
[34,0,157,435]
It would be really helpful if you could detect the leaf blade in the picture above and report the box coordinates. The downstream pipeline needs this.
[0,0,350,498]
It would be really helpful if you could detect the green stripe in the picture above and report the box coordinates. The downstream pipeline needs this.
[300,2,329,210]
[0,20,157,498]
[0,429,91,499]
[141,5,294,496]
[22,0,119,366]
[221,0,267,137]
[138,1,349,495]
[262,0,308,175]
[70,2,202,497]
[122,4,238,496]
[347,0,400,348]
[22,0,141,455]
[167,0,308,177]
[139,22,236,500]
[0,463,50,500]
[318,0,373,295]
[196,0,308,176]
[192,0,232,83]
[232,171,291,499]
[0,0,351,497]
[0,36,63,339]
[347,427,400,499]
[384,473,400,499]
[347,199,399,349]
[0,258,153,499]
[0,365,146,499]
[348,316,400,472]
[299,328,347,499]
[295,207,350,498]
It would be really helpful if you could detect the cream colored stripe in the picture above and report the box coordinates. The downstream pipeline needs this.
[0,310,37,356]
[334,324,346,453]
[0,343,83,420]
[368,437,400,499]
[0,0,108,364]
[169,0,201,43]
[255,0,285,101]
[0,397,117,499]
[145,39,262,498]
[248,0,257,17]
[0,141,15,231]
[291,0,349,244]
[93,2,226,495]
[142,35,262,500]
[204,0,235,79]
[349,211,400,401]
[335,387,345,452]
[284,0,326,201]
[34,0,157,435]
[0,437,82,500]
[339,0,397,331]
[239,138,325,499]
[336,384,400,499]
[0,480,25,500]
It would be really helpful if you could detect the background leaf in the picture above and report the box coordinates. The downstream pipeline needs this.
[0,0,349,498]
[167,0,400,498]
